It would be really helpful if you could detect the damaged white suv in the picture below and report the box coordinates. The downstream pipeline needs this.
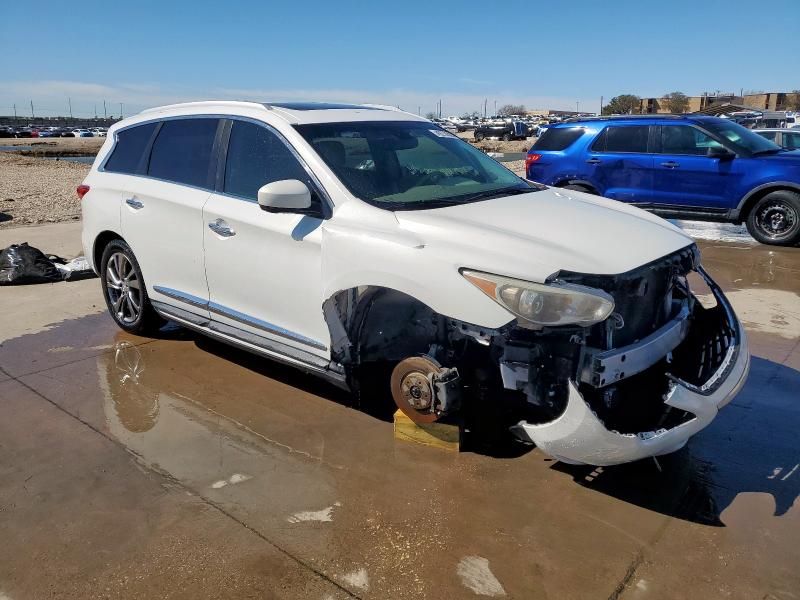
[80,101,750,466]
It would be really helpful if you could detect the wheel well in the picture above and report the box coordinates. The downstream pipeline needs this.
[324,286,441,365]
[557,180,596,193]
[738,186,800,223]
[93,230,123,272]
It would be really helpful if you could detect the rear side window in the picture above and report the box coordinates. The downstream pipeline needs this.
[532,127,584,151]
[593,125,650,153]
[784,132,800,150]
[103,123,156,174]
[223,120,317,205]
[147,118,219,188]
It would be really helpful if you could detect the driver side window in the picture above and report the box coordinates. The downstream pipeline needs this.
[224,120,320,210]
[661,126,724,156]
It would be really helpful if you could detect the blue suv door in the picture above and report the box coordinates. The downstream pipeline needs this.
[584,124,656,203]
[651,124,739,209]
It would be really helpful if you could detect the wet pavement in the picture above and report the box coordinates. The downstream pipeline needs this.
[0,234,798,599]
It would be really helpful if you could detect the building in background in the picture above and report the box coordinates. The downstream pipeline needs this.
[638,92,792,114]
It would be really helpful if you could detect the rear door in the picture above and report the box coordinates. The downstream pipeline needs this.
[584,125,655,202]
[120,117,221,317]
[651,124,735,209]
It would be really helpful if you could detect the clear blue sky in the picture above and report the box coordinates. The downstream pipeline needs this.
[1,0,797,118]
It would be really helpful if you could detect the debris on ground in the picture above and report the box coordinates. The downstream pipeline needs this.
[0,242,95,284]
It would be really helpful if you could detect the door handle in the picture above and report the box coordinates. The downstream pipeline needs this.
[660,161,680,168]
[125,198,144,209]
[586,157,602,164]
[208,219,236,237]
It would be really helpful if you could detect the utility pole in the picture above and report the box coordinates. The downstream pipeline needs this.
[94,104,97,119]
[13,103,17,119]
[576,100,579,115]
[103,100,107,119]
[120,103,123,119]
[418,105,420,115]
[68,97,73,119]
[30,100,34,118]
[600,96,603,115]
[483,98,487,118]
[494,100,497,115]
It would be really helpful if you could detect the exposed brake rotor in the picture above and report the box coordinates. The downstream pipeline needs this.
[390,356,447,424]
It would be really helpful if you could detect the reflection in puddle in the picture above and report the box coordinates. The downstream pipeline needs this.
[107,342,157,433]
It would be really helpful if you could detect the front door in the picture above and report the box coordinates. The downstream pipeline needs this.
[202,119,330,359]
[651,124,736,210]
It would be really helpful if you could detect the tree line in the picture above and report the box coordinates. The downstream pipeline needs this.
[602,91,800,115]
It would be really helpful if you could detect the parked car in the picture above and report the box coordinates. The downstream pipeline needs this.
[37,129,56,138]
[72,129,94,137]
[60,129,76,137]
[90,128,107,137]
[13,128,32,138]
[474,121,529,141]
[754,128,800,151]
[0,126,13,138]
[80,101,749,466]
[526,115,800,245]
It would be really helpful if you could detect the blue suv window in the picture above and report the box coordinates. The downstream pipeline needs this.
[592,125,650,153]
[533,127,584,151]
[660,125,723,156]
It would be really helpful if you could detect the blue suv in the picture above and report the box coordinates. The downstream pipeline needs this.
[526,115,800,246]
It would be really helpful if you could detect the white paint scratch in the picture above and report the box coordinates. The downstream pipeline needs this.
[288,502,341,523]
[782,464,799,481]
[636,579,648,591]
[341,567,369,591]
[210,473,253,489]
[457,556,506,597]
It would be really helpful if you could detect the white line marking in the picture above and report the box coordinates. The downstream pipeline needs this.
[210,473,253,489]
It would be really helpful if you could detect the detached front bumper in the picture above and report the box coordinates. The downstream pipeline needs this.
[510,268,751,466]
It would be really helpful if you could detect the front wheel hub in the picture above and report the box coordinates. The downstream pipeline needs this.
[391,356,447,423]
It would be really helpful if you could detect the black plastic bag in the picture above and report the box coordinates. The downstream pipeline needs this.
[0,243,63,285]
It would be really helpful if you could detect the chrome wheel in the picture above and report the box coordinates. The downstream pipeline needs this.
[755,201,798,241]
[106,251,142,324]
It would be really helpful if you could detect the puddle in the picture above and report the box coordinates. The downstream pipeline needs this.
[0,145,34,151]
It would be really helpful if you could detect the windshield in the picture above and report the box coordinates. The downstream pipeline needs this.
[295,121,536,210]
[702,120,783,155]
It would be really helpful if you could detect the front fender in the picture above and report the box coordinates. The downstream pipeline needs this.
[321,223,515,329]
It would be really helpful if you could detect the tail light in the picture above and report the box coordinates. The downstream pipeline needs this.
[525,153,542,169]
[76,184,90,199]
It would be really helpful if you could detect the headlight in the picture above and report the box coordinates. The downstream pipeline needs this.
[461,269,614,327]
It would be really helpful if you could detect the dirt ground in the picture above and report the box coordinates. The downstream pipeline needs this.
[0,222,798,599]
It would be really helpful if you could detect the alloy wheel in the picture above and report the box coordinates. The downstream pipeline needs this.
[106,252,142,324]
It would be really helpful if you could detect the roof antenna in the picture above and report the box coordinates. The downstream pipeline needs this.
[652,456,663,473]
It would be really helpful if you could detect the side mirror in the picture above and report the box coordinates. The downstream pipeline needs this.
[257,179,312,213]
[707,145,735,160]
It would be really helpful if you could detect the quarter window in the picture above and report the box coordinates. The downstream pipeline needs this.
[223,120,317,205]
[660,125,724,155]
[147,118,219,188]
[104,122,157,174]
[594,125,650,153]
[532,127,584,151]
[783,132,800,150]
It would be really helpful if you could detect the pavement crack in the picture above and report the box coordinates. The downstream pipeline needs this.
[607,550,645,600]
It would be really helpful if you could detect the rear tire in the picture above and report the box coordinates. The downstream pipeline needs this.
[502,133,512,141]
[475,132,485,141]
[100,240,165,335]
[745,190,800,246]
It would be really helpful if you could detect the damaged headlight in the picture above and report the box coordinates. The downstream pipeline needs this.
[461,270,615,327]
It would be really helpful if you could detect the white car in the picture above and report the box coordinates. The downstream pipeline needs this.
[79,101,749,466]
[90,128,107,137]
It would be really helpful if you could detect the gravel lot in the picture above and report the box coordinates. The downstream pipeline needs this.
[0,154,90,228]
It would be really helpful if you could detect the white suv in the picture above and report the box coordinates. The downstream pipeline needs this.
[80,101,749,466]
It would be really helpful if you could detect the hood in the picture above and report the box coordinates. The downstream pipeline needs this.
[394,188,694,282]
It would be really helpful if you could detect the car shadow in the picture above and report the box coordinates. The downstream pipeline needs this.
[552,356,800,526]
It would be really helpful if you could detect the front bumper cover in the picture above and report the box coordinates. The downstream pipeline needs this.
[510,268,750,466]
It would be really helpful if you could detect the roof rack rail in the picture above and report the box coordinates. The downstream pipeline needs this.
[561,114,690,122]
